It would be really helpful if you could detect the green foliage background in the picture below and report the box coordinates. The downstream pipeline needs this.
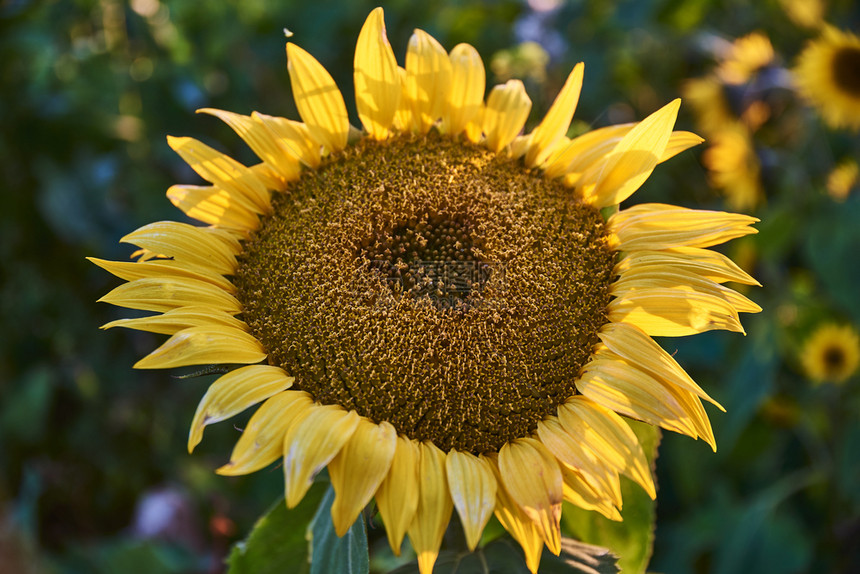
[1,0,859,572]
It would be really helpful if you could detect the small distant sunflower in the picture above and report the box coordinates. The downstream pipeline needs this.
[801,324,860,384]
[93,8,760,573]
[794,26,860,131]
[717,32,775,86]
[826,159,859,201]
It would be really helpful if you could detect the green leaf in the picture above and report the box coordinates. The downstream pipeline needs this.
[308,485,369,574]
[226,482,327,574]
[560,420,660,574]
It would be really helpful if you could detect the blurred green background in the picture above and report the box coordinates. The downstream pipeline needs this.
[2,0,859,572]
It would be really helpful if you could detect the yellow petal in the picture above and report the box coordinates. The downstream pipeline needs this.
[328,419,397,537]
[166,184,260,231]
[249,162,286,192]
[98,277,240,314]
[121,221,238,276]
[283,405,360,508]
[376,436,420,555]
[133,325,266,369]
[559,464,622,521]
[217,390,313,475]
[544,123,633,179]
[608,203,759,251]
[286,42,349,153]
[407,442,454,574]
[253,112,321,168]
[498,438,562,555]
[525,62,584,167]
[598,321,722,411]
[88,256,235,293]
[404,29,453,134]
[483,80,532,153]
[354,7,399,140]
[188,365,294,452]
[582,99,680,208]
[393,67,413,132]
[488,456,544,574]
[101,306,246,336]
[558,396,656,499]
[615,247,760,286]
[166,136,270,213]
[197,108,301,182]
[662,130,705,161]
[445,43,485,137]
[608,288,745,336]
[445,451,497,551]
[613,266,761,315]
[577,354,706,442]
[536,418,622,507]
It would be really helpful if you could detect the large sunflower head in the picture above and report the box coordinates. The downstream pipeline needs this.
[92,8,761,573]
[794,26,860,131]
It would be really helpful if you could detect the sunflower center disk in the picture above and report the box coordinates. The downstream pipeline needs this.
[235,135,616,453]
[832,46,860,97]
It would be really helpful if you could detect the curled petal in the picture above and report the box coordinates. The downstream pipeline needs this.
[217,390,313,476]
[133,325,266,369]
[188,365,294,452]
[498,438,562,555]
[445,43,485,137]
[88,257,234,293]
[166,184,260,232]
[484,80,532,153]
[283,405,360,508]
[489,456,544,574]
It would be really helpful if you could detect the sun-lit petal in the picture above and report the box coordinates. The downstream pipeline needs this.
[88,256,235,292]
[525,62,584,168]
[354,7,400,140]
[253,112,321,168]
[286,43,350,153]
[445,43,485,137]
[98,277,241,315]
[404,29,453,134]
[101,306,247,336]
[483,80,532,153]
[167,136,271,213]
[121,221,239,276]
[166,184,260,231]
[488,456,545,574]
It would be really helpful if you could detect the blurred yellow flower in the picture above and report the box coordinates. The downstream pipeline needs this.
[682,76,735,135]
[826,159,858,201]
[779,0,825,30]
[702,124,764,211]
[801,324,860,384]
[717,32,775,85]
[794,26,860,131]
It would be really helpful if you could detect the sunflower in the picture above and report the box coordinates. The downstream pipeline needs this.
[801,323,860,385]
[92,8,760,573]
[794,26,860,131]
[826,159,858,202]
[702,123,764,211]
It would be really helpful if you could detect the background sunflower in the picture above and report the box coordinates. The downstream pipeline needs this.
[2,1,860,573]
